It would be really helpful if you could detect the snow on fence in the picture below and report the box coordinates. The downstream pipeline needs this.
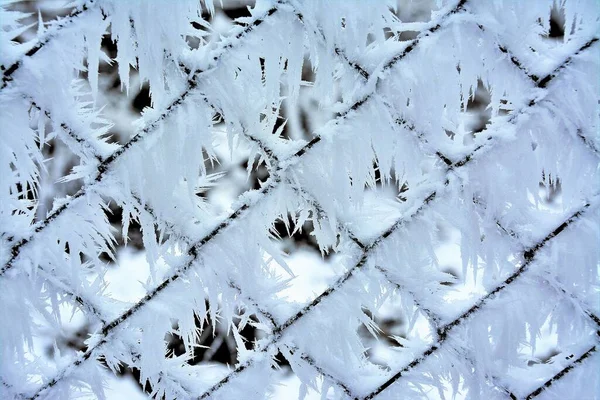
[1,0,599,399]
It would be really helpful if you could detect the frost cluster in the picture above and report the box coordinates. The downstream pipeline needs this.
[0,0,599,399]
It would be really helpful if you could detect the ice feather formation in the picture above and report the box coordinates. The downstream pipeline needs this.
[0,0,599,399]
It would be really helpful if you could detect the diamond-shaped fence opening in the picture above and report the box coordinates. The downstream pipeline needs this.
[1,0,598,399]
[358,284,437,370]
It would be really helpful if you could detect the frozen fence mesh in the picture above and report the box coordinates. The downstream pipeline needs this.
[1,0,599,399]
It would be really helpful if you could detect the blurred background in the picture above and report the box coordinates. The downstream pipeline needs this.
[4,0,567,398]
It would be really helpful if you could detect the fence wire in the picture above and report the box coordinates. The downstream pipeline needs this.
[1,0,598,399]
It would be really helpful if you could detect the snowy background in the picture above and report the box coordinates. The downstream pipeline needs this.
[2,0,597,399]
